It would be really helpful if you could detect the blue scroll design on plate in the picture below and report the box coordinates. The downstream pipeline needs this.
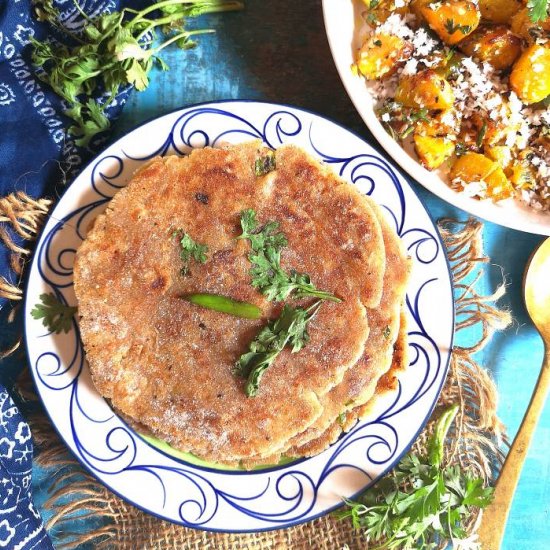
[29,104,450,529]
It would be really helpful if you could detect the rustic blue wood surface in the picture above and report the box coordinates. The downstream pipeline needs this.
[37,1,550,547]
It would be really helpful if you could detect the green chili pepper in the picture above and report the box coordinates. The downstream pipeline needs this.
[428,403,459,468]
[182,293,262,319]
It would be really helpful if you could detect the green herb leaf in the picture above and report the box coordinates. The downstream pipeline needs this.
[455,142,468,157]
[31,293,78,334]
[235,301,321,396]
[377,101,429,141]
[32,0,61,23]
[528,0,549,22]
[476,121,487,149]
[444,18,472,35]
[337,411,347,426]
[254,151,276,176]
[366,12,378,25]
[125,59,150,91]
[337,404,494,548]
[173,230,208,276]
[66,99,110,147]
[238,209,340,303]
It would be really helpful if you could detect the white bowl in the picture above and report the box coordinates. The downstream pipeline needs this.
[322,0,550,235]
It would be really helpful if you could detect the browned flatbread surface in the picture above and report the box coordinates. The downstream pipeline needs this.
[238,306,409,468]
[74,142,388,463]
[288,203,410,450]
[292,306,409,458]
[240,205,410,467]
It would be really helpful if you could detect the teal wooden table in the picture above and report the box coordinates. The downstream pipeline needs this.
[35,1,550,547]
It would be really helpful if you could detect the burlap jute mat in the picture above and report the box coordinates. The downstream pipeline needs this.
[1,192,512,549]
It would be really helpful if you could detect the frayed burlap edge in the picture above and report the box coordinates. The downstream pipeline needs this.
[2,196,512,549]
[0,192,52,360]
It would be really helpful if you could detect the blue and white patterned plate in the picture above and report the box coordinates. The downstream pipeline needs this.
[24,101,454,532]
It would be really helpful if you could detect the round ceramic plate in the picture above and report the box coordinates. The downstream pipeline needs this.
[322,0,550,236]
[25,101,454,531]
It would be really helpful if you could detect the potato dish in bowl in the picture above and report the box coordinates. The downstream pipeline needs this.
[354,0,550,210]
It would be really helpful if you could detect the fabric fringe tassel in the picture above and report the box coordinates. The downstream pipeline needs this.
[0,192,52,361]
[0,191,52,283]
[1,196,511,549]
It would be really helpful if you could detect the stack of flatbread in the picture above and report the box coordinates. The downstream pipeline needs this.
[73,141,411,468]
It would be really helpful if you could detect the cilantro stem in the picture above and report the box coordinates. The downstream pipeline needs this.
[152,29,215,54]
[136,12,195,40]
[72,0,94,23]
[294,287,342,303]
[130,0,243,25]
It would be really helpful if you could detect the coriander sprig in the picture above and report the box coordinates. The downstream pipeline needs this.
[173,229,208,276]
[337,404,494,549]
[238,209,341,303]
[31,293,78,334]
[234,301,321,397]
[444,19,472,36]
[377,101,429,141]
[30,0,243,146]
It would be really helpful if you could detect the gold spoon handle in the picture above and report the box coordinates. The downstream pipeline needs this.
[477,347,550,550]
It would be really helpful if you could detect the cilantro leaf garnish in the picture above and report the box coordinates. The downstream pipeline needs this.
[528,0,549,22]
[173,230,208,276]
[65,99,110,148]
[234,301,321,397]
[30,0,243,146]
[337,404,494,548]
[238,209,341,303]
[377,101,429,141]
[31,293,77,334]
[476,120,488,149]
[455,142,468,157]
[444,18,472,35]
[254,151,276,176]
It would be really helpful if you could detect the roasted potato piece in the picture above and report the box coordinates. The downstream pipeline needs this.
[356,34,413,80]
[420,1,481,45]
[450,153,514,201]
[395,70,455,109]
[485,145,513,170]
[458,26,522,70]
[510,44,550,104]
[410,0,432,20]
[414,134,455,169]
[510,8,550,44]
[478,0,521,24]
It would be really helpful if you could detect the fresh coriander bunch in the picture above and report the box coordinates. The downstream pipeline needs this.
[338,405,494,549]
[30,0,243,147]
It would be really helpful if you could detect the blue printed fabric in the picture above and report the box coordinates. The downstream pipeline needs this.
[0,390,51,550]
[0,1,142,548]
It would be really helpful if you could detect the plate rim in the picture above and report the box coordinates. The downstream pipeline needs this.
[23,99,455,532]
[321,0,550,236]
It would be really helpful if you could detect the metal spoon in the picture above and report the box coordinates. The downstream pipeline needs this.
[478,237,550,550]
